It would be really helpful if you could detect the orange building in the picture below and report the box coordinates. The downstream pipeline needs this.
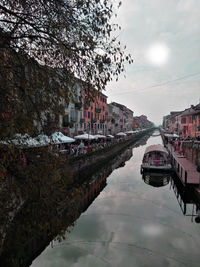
[179,105,200,138]
[164,104,200,139]
[82,88,107,135]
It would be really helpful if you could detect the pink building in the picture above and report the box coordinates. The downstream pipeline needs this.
[83,88,107,135]
[179,105,200,138]
[164,104,200,139]
[139,115,147,120]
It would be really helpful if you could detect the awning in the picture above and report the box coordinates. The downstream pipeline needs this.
[144,144,169,155]
[51,132,75,144]
[116,132,127,136]
[74,133,95,140]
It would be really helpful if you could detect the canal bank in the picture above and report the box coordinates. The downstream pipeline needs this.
[67,128,155,184]
[0,133,150,267]
[31,130,200,267]
[160,129,200,204]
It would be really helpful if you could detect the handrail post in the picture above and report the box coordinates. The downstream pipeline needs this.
[185,170,187,185]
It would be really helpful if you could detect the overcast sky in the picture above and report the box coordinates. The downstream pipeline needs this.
[106,0,200,125]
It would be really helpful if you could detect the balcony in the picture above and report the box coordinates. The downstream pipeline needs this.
[75,102,82,110]
[92,119,97,123]
[100,119,105,123]
[70,117,76,122]
[95,108,101,113]
[80,118,85,123]
[63,121,74,128]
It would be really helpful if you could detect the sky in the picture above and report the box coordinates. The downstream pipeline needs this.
[106,0,200,125]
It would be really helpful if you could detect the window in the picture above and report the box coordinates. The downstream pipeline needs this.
[88,111,90,118]
[183,126,188,133]
[181,118,186,124]
[70,110,76,122]
[62,115,69,127]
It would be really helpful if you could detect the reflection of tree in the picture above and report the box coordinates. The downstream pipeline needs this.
[0,145,81,266]
[0,133,151,266]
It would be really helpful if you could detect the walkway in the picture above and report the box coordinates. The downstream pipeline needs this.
[166,143,200,186]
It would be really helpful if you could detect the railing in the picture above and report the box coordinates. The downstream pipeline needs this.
[75,102,82,110]
[95,108,101,113]
[182,141,200,149]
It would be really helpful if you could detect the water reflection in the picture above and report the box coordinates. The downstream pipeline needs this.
[170,174,200,223]
[0,134,149,267]
[31,132,200,267]
[142,169,200,223]
[142,172,170,187]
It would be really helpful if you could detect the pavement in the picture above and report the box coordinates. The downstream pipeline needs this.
[167,143,200,185]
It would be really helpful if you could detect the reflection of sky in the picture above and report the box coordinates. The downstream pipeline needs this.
[32,134,200,267]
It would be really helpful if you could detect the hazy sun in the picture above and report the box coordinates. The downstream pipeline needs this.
[147,43,169,65]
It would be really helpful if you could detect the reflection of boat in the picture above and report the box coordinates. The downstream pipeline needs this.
[142,172,170,187]
[141,144,172,173]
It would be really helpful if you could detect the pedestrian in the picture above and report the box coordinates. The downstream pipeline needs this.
[79,141,84,154]
[195,206,200,223]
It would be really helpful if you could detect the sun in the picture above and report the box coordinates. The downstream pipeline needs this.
[147,43,169,65]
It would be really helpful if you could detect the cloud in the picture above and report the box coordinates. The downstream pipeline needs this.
[106,0,200,124]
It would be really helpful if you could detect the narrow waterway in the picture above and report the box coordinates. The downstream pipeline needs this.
[32,132,200,267]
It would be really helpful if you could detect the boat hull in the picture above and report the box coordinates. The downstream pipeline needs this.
[141,164,172,174]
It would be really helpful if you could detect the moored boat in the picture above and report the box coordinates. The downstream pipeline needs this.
[141,144,172,173]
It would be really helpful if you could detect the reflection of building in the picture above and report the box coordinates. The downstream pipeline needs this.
[170,173,199,219]
[0,137,140,266]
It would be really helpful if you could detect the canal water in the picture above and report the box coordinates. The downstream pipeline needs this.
[31,132,200,267]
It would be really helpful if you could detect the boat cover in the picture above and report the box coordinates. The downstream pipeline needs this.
[144,144,169,155]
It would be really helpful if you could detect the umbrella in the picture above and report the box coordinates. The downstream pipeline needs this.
[93,134,106,139]
[164,133,179,138]
[116,132,127,136]
[107,135,114,138]
[74,133,95,140]
[125,130,137,134]
[51,132,75,144]
[3,133,41,147]
[36,134,51,146]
